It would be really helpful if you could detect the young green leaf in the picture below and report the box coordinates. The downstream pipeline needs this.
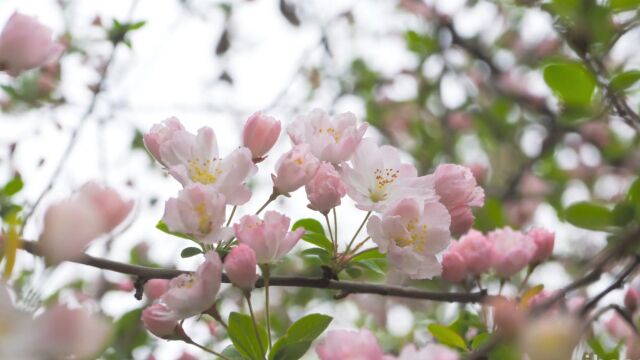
[543,63,595,107]
[564,202,613,231]
[427,323,468,351]
[180,247,203,258]
[269,313,332,360]
[1,175,23,197]
[155,220,196,241]
[610,70,640,92]
[228,312,268,360]
[292,218,333,251]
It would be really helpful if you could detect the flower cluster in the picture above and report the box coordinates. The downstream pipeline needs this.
[442,227,554,282]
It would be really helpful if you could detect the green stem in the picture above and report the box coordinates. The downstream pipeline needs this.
[344,211,371,254]
[256,189,279,215]
[324,213,336,254]
[245,293,266,359]
[262,264,273,351]
[350,237,371,255]
[332,208,338,247]
[184,337,231,360]
[225,205,238,227]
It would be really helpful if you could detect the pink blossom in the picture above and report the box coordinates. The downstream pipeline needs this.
[271,144,321,194]
[316,329,385,360]
[488,227,536,278]
[224,244,258,291]
[605,313,634,340]
[162,184,231,243]
[234,211,304,264]
[77,182,134,232]
[34,305,112,359]
[39,183,132,264]
[143,117,185,165]
[434,164,485,236]
[160,251,222,318]
[391,344,459,360]
[148,121,257,205]
[367,198,451,279]
[305,162,347,213]
[0,12,64,76]
[521,314,580,360]
[342,138,438,212]
[287,109,368,164]
[527,227,555,263]
[144,279,170,301]
[243,112,281,160]
[456,230,493,275]
[490,297,524,333]
[142,303,180,339]
[441,244,467,283]
[625,287,639,313]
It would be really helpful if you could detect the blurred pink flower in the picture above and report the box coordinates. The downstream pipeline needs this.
[272,144,321,194]
[434,164,484,236]
[162,184,231,243]
[605,313,634,340]
[316,329,385,360]
[243,111,281,160]
[521,314,580,360]
[627,335,640,360]
[625,287,639,313]
[234,211,304,264]
[160,251,222,318]
[456,230,493,275]
[142,303,180,339]
[305,162,347,213]
[342,138,437,212]
[391,344,459,360]
[287,109,367,164]
[367,198,451,279]
[224,244,258,291]
[144,279,170,301]
[77,182,134,231]
[0,12,64,76]
[527,227,555,264]
[490,297,524,333]
[488,227,536,278]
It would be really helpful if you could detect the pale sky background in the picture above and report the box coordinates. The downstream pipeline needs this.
[1,0,639,358]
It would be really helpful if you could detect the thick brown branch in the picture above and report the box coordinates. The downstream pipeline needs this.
[20,241,487,303]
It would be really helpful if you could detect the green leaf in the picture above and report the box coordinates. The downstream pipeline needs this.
[292,218,333,251]
[301,248,332,264]
[228,312,268,360]
[405,30,436,54]
[2,175,23,197]
[350,248,385,262]
[180,247,202,258]
[543,63,596,107]
[564,201,613,231]
[155,220,196,241]
[610,0,640,11]
[610,70,640,92]
[471,333,491,350]
[222,346,249,360]
[270,313,332,360]
[627,177,640,204]
[427,323,468,351]
[612,202,635,226]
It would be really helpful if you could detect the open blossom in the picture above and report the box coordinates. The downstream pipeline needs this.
[234,211,304,264]
[0,12,64,76]
[390,344,459,360]
[287,109,368,164]
[39,182,132,264]
[434,164,484,236]
[162,184,231,243]
[488,227,536,278]
[316,329,385,360]
[456,230,493,275]
[305,162,347,213]
[367,198,451,279]
[224,244,258,291]
[243,112,281,160]
[160,251,222,318]
[146,119,257,205]
[342,138,438,212]
[272,144,321,194]
[527,227,555,263]
[142,303,180,339]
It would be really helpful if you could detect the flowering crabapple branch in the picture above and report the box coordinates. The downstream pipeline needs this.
[18,240,488,303]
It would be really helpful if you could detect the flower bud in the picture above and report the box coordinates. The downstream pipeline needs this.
[624,288,639,313]
[528,227,555,264]
[224,244,258,291]
[242,112,281,160]
[434,164,484,236]
[272,144,321,194]
[441,246,467,283]
[305,162,347,213]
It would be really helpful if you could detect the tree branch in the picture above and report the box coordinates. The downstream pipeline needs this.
[19,241,487,303]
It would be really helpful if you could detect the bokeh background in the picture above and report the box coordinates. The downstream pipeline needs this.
[1,0,639,358]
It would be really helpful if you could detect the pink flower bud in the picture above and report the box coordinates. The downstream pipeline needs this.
[224,244,258,291]
[144,279,170,301]
[142,303,179,339]
[77,182,134,232]
[242,112,281,160]
[272,144,321,194]
[305,162,347,213]
[316,329,385,360]
[456,230,493,275]
[234,211,304,264]
[625,288,639,313]
[143,117,185,165]
[527,227,555,263]
[488,227,536,278]
[117,280,134,292]
[0,12,64,76]
[434,164,485,236]
[441,245,467,283]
